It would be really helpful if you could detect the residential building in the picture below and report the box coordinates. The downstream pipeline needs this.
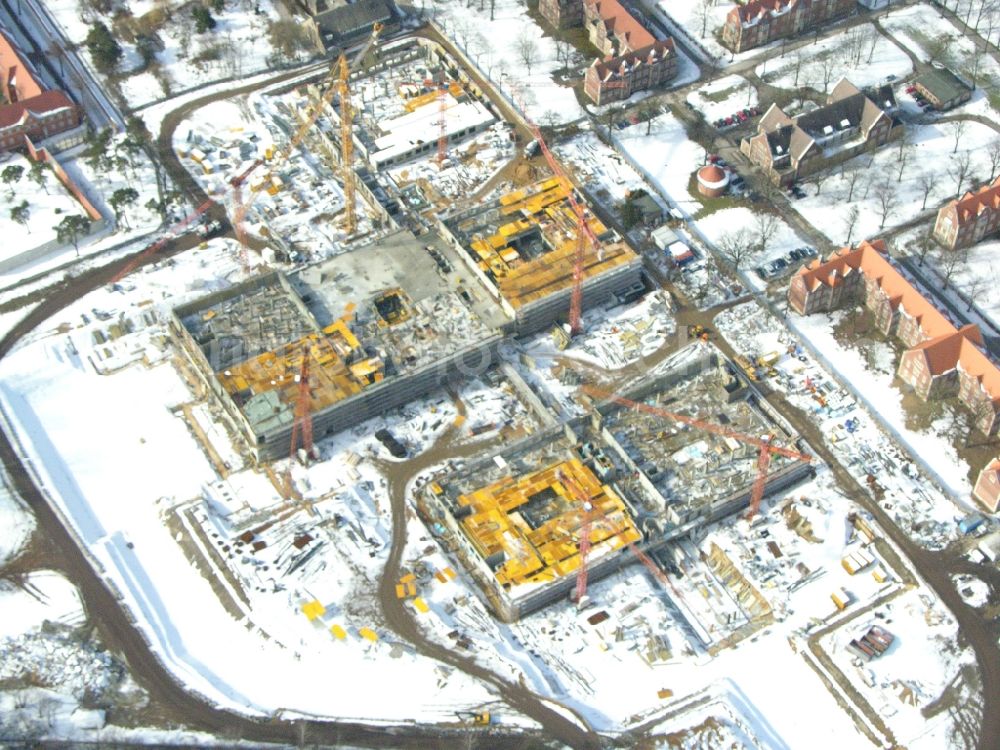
[0,27,80,152]
[974,459,1000,513]
[300,0,396,53]
[789,239,1000,436]
[721,0,855,53]
[741,78,900,185]
[933,175,1000,250]
[539,0,677,105]
[539,0,584,29]
[913,67,972,111]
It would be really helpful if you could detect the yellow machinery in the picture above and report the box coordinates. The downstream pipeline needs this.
[456,710,491,726]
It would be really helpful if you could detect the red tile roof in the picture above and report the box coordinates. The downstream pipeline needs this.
[0,89,75,130]
[950,175,1000,225]
[0,28,44,101]
[590,39,673,80]
[797,240,1000,406]
[587,0,655,50]
[730,0,798,25]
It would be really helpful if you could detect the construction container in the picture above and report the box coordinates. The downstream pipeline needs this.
[301,600,325,621]
[330,624,347,640]
[413,597,430,614]
[831,588,851,611]
[359,627,378,642]
[871,566,890,583]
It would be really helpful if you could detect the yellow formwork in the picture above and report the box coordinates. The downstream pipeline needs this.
[473,178,637,308]
[302,600,325,621]
[217,311,386,415]
[456,458,641,588]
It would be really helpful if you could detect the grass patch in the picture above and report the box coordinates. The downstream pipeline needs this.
[700,85,741,103]
[523,1,600,61]
[685,173,745,218]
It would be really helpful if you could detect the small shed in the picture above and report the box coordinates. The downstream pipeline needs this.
[651,224,680,251]
[914,68,972,111]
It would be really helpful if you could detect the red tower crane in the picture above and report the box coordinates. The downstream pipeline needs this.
[582,386,812,519]
[519,107,602,335]
[285,343,315,498]
[557,468,597,604]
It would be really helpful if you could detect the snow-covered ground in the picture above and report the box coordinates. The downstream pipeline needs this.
[0,473,34,565]
[883,3,1000,121]
[614,113,705,215]
[0,153,87,264]
[685,74,758,122]
[790,118,999,245]
[45,0,291,108]
[431,0,585,125]
[755,24,912,94]
[694,206,808,290]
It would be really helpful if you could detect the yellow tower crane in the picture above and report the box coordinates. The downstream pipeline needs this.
[337,22,383,236]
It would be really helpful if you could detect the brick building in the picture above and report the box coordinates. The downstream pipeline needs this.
[539,0,584,29]
[789,239,1000,436]
[540,0,677,105]
[974,459,1000,513]
[741,79,899,185]
[933,175,1000,250]
[721,0,855,53]
[0,28,80,152]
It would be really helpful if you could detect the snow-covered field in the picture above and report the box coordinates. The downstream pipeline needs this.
[755,24,912,93]
[883,3,1000,121]
[694,206,808,290]
[45,0,290,108]
[791,118,999,245]
[615,113,705,215]
[431,0,585,125]
[686,74,758,122]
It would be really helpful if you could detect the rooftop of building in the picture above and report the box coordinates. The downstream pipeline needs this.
[946,175,1000,224]
[794,240,1000,405]
[588,38,674,81]
[446,177,639,309]
[456,457,642,589]
[914,67,971,103]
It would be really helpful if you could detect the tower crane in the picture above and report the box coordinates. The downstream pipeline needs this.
[558,468,595,604]
[337,21,383,236]
[581,386,812,520]
[518,102,602,336]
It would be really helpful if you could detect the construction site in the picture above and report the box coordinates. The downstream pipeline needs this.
[170,229,510,461]
[439,177,644,335]
[417,345,814,621]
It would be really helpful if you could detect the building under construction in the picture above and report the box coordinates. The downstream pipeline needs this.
[438,177,644,335]
[171,229,508,461]
[417,345,813,621]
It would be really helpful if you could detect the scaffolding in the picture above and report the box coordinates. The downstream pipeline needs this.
[457,458,641,589]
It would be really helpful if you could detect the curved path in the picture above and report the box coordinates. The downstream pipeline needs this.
[375,425,606,749]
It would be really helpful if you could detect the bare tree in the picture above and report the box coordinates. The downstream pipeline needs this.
[948,150,973,197]
[693,0,714,38]
[812,170,831,196]
[554,40,572,70]
[716,227,756,272]
[842,165,862,201]
[963,273,992,311]
[936,246,968,291]
[876,179,897,229]
[516,32,538,75]
[791,50,804,88]
[913,234,935,266]
[925,34,955,65]
[819,54,836,92]
[897,143,914,182]
[918,172,936,210]
[987,137,1000,181]
[865,25,880,64]
[843,205,861,245]
[951,119,969,154]
[753,212,779,255]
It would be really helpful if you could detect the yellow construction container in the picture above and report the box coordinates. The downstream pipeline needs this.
[395,583,406,599]
[413,597,430,614]
[301,600,325,621]
[359,627,379,642]
[330,624,347,640]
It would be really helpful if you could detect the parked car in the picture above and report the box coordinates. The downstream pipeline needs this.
[749,106,761,116]
[789,248,805,261]
[905,85,917,94]
[801,246,818,257]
